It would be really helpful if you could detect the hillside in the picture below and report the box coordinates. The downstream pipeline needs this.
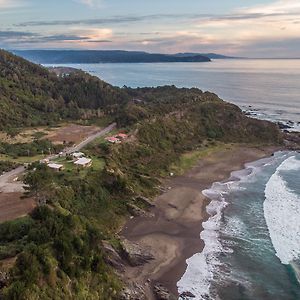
[0,49,129,131]
[14,50,211,64]
[173,52,238,59]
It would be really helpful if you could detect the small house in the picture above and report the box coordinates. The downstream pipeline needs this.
[47,163,64,171]
[72,152,85,159]
[74,157,92,168]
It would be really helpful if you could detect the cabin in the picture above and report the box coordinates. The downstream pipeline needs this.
[47,163,64,171]
[74,157,92,168]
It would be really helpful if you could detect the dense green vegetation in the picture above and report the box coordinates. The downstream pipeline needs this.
[0,49,129,131]
[0,140,64,158]
[0,50,283,299]
[0,161,19,174]
[0,163,126,299]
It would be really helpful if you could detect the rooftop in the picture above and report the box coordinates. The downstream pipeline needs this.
[74,157,92,166]
[47,163,64,170]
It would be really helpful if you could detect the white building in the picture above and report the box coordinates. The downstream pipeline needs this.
[74,157,92,168]
[47,163,64,171]
[72,152,85,159]
[40,158,50,164]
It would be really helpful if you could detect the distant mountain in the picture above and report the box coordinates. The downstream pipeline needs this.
[174,52,238,59]
[14,50,211,64]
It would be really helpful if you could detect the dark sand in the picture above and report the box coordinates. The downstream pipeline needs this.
[122,144,281,299]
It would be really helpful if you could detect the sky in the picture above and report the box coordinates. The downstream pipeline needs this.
[0,0,300,57]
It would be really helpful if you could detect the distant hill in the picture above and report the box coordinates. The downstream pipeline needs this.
[13,50,211,64]
[174,52,238,59]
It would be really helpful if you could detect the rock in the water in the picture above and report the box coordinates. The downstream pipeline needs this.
[120,239,154,267]
[278,122,292,130]
[179,291,196,299]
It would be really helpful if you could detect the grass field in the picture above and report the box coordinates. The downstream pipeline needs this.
[0,154,46,164]
[169,142,235,176]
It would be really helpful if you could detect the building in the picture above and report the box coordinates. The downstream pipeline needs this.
[40,158,50,164]
[47,163,64,171]
[116,133,128,140]
[72,152,85,159]
[74,157,92,168]
[105,137,121,144]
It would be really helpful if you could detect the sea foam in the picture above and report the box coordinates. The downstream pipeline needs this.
[264,156,300,265]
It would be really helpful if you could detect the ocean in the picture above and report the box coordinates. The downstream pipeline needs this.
[46,59,300,299]
[177,152,300,300]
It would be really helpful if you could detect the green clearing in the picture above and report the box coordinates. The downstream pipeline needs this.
[170,142,234,175]
[0,154,46,164]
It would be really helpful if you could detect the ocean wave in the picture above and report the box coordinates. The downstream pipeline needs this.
[264,156,300,265]
[177,151,290,299]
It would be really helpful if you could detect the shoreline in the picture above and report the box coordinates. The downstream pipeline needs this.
[121,144,282,299]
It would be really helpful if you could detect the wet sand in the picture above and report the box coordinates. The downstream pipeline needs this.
[122,144,281,299]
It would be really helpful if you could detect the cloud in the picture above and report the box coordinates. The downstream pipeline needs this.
[0,28,113,48]
[3,0,300,57]
[191,0,300,48]
[74,0,102,8]
[16,14,210,27]
[0,0,25,9]
[0,31,36,38]
[241,0,300,14]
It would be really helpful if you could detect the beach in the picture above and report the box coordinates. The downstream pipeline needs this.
[121,144,281,299]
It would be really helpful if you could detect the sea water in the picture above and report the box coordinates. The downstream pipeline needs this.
[177,152,300,299]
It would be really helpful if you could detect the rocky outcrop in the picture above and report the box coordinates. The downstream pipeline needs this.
[102,241,125,272]
[120,283,147,300]
[120,239,154,267]
[0,271,9,289]
[126,203,145,217]
[134,196,155,208]
[278,122,292,130]
[153,283,177,300]
[284,132,300,150]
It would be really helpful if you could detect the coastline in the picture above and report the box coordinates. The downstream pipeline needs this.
[121,144,282,299]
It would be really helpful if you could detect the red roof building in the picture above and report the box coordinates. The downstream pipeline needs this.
[116,133,128,139]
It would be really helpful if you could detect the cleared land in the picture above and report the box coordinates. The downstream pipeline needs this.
[45,124,101,145]
[0,123,102,146]
[0,193,35,223]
